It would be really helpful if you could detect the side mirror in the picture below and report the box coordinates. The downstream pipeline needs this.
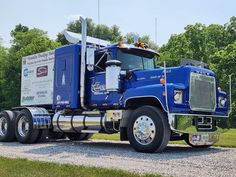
[105,60,121,92]
[86,48,96,71]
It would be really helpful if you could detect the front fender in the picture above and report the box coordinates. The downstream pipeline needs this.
[123,83,187,113]
[123,84,167,111]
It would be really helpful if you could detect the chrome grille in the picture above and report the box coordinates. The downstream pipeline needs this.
[189,72,216,112]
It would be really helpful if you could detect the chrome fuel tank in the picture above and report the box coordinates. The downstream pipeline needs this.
[53,111,105,133]
[52,110,122,133]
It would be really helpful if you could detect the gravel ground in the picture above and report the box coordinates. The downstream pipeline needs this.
[0,140,235,177]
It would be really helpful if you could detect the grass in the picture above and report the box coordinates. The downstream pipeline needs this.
[93,133,121,141]
[0,156,162,177]
[213,128,236,147]
[92,129,236,148]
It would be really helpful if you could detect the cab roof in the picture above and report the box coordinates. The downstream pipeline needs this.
[95,43,160,58]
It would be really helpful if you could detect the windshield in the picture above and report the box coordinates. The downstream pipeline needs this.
[117,49,155,70]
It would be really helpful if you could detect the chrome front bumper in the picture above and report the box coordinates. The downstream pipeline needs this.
[188,132,220,146]
[168,113,229,134]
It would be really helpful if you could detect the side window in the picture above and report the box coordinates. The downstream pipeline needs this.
[95,53,107,72]
[143,57,155,70]
[56,55,72,87]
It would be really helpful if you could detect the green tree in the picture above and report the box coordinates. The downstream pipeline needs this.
[225,16,236,44]
[1,25,60,109]
[158,20,233,66]
[210,42,236,126]
[158,33,191,66]
[0,38,8,109]
[57,18,122,45]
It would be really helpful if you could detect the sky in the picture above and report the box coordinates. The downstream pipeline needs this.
[0,0,235,48]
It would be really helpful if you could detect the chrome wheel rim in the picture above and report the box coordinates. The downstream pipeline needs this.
[133,115,156,145]
[18,116,29,137]
[0,117,7,136]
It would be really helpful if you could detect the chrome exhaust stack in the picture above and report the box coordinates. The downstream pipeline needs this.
[80,16,87,110]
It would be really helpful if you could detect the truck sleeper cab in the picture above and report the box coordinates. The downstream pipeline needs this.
[0,17,230,153]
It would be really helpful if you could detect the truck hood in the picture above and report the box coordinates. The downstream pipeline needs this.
[127,65,215,88]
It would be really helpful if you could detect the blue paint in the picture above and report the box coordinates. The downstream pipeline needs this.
[53,44,81,109]
[52,44,228,117]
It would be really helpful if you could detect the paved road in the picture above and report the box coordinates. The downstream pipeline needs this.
[0,140,235,177]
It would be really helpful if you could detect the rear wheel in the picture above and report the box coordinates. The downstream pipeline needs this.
[0,111,16,142]
[67,133,93,141]
[15,109,39,144]
[127,106,170,153]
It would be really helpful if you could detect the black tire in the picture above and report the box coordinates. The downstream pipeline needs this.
[15,109,40,144]
[48,132,66,140]
[184,134,211,148]
[84,133,93,140]
[67,133,93,141]
[0,111,16,142]
[127,106,171,153]
[36,129,49,143]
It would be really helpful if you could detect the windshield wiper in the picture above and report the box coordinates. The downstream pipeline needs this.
[129,68,143,72]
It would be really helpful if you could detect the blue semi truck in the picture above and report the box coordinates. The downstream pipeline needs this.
[0,17,231,152]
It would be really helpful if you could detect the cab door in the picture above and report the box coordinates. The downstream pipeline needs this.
[87,52,123,108]
[53,45,81,109]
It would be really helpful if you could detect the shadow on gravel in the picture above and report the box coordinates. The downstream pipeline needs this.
[6,140,227,161]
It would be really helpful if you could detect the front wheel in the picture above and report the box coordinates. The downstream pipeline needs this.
[127,106,170,153]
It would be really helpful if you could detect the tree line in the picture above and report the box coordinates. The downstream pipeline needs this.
[0,17,235,126]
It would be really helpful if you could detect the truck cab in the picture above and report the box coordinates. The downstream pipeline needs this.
[50,39,229,152]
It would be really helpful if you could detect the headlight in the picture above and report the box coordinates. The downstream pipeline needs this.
[174,90,183,104]
[218,97,227,107]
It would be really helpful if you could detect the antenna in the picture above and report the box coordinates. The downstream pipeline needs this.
[98,0,101,47]
[98,0,100,25]
[155,17,157,45]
